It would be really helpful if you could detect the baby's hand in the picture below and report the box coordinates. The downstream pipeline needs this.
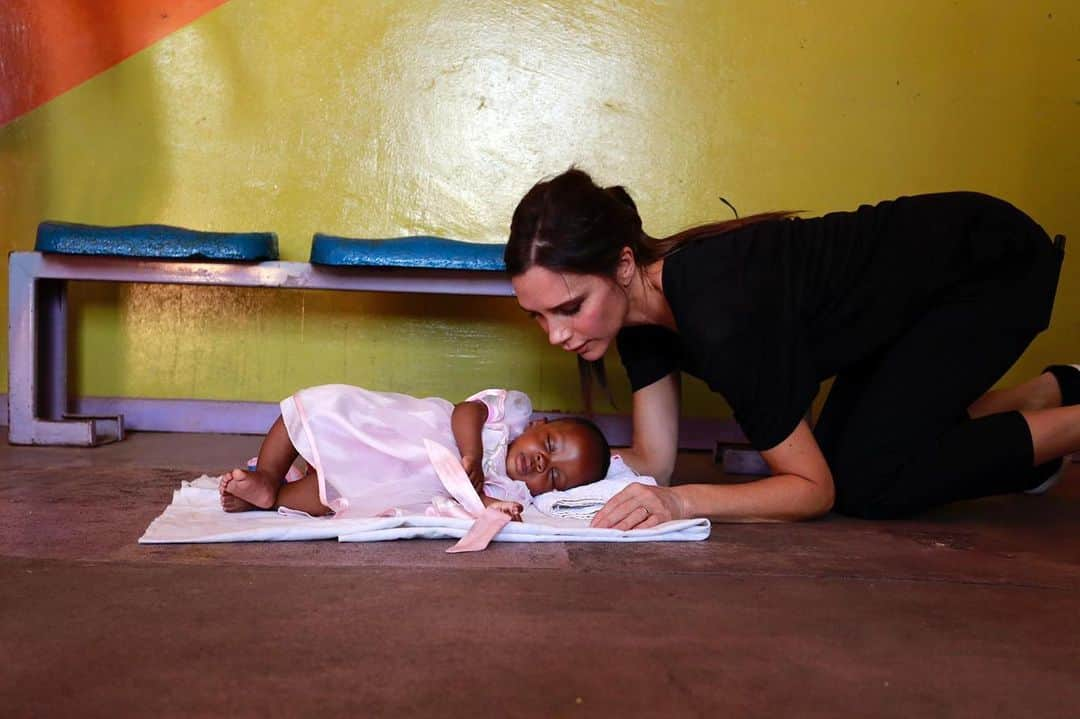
[461,455,485,494]
[487,500,524,522]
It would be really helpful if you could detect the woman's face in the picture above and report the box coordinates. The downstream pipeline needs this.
[512,265,628,361]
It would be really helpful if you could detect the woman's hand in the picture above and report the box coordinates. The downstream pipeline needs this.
[461,454,485,494]
[590,484,686,529]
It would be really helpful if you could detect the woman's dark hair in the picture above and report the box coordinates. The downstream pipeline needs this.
[506,168,794,413]
[505,167,795,277]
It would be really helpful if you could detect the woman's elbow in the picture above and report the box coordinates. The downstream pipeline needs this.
[778,471,834,521]
[806,493,834,520]
[802,478,835,520]
[646,453,677,486]
[619,448,675,485]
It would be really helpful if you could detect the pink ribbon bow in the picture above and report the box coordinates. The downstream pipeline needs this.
[423,439,512,553]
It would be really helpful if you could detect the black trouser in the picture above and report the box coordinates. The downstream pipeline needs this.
[815,234,1066,519]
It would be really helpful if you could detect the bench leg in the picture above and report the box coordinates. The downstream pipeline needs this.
[8,253,123,446]
[8,253,36,444]
[37,277,67,420]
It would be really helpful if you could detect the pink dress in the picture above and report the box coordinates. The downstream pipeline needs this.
[280,385,534,517]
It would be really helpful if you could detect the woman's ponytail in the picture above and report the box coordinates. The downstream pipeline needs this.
[605,185,637,212]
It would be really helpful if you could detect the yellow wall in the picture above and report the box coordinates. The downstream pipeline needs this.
[1,1,1077,418]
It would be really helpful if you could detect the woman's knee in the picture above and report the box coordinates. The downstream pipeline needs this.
[830,464,912,519]
[833,492,912,519]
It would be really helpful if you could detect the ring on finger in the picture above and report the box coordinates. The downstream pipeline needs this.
[638,505,650,517]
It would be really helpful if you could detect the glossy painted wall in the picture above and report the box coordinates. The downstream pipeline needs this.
[1,1,1077,418]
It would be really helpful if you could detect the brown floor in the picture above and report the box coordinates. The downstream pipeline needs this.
[2,432,1078,718]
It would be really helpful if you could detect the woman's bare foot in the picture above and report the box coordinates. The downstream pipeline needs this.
[969,371,1062,419]
[220,468,280,511]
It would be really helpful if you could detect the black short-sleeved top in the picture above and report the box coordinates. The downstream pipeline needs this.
[616,192,1050,451]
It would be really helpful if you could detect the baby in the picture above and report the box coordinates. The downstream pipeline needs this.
[219,385,611,520]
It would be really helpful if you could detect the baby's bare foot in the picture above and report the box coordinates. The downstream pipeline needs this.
[221,468,279,511]
[218,473,256,512]
[220,492,256,512]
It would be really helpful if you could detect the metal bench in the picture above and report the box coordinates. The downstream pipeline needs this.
[8,222,513,446]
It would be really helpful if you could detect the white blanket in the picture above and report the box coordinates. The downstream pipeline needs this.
[138,476,711,545]
[533,476,659,520]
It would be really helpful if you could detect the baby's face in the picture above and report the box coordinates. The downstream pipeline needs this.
[505,419,601,496]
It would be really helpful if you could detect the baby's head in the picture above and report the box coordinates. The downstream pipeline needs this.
[505,417,611,495]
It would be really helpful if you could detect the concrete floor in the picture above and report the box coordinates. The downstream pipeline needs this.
[2,432,1078,718]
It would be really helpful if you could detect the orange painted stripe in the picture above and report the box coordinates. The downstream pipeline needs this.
[0,0,231,126]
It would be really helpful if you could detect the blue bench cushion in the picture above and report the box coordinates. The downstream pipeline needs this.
[36,222,279,261]
[311,234,506,271]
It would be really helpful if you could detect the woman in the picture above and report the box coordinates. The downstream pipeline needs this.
[506,169,1076,528]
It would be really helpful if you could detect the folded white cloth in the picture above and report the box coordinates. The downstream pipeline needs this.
[138,475,710,545]
[532,476,659,520]
[532,455,658,520]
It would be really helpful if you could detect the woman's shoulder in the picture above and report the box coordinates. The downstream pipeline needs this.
[616,324,679,353]
[660,232,776,330]
[614,324,683,392]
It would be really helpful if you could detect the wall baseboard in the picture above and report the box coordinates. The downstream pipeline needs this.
[0,393,745,450]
